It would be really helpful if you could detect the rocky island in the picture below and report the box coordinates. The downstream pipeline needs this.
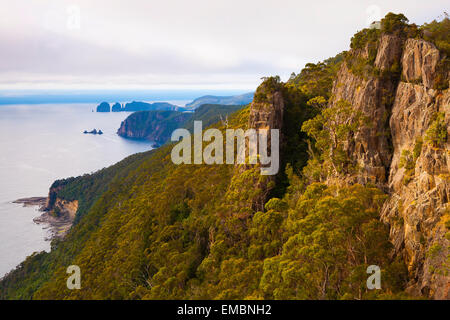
[96,102,110,112]
[83,129,103,135]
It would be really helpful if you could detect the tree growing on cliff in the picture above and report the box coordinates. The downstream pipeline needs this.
[425,112,448,148]
[301,99,367,180]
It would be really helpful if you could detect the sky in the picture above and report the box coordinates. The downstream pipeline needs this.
[0,0,447,91]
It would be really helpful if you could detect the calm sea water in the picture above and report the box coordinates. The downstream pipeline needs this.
[0,102,185,278]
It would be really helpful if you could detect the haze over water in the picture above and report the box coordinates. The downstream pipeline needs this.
[0,103,174,278]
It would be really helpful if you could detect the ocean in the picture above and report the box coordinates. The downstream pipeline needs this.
[0,102,183,278]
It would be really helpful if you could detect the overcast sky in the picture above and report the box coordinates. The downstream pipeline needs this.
[0,0,447,91]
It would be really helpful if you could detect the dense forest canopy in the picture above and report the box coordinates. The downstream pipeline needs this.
[1,13,449,300]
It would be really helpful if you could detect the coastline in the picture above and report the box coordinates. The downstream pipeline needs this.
[13,197,75,241]
[12,197,46,208]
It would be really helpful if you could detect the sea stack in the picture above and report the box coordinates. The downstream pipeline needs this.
[96,102,111,112]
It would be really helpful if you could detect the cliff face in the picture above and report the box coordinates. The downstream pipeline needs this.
[381,39,449,299]
[329,34,403,186]
[37,184,79,239]
[331,33,449,299]
[244,80,285,211]
[249,91,284,131]
[117,110,192,143]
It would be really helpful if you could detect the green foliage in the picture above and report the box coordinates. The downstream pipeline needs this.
[427,244,442,259]
[420,14,450,90]
[350,28,380,50]
[399,149,415,185]
[398,138,424,186]
[301,100,367,180]
[253,76,282,103]
[380,13,409,34]
[346,24,380,79]
[399,150,414,170]
[55,151,153,223]
[271,84,317,197]
[289,53,343,99]
[267,54,342,197]
[425,112,447,148]
[413,137,423,162]
[433,58,450,90]
[346,13,420,81]
[259,183,404,299]
[0,150,153,299]
[306,96,327,109]
[421,14,450,56]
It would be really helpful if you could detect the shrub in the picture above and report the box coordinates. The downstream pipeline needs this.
[350,28,380,50]
[421,14,450,57]
[399,150,414,170]
[427,244,442,258]
[425,112,447,147]
[413,137,423,161]
[381,12,409,34]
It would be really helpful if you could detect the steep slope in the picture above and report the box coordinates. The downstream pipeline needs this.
[381,39,449,299]
[314,14,449,298]
[0,150,154,299]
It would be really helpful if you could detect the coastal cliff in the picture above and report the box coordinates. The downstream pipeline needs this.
[117,110,192,143]
[117,104,245,144]
[33,183,79,239]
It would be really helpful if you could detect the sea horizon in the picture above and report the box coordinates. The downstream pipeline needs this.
[0,89,253,105]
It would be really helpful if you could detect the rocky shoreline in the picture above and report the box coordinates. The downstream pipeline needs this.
[13,197,76,241]
[33,210,74,240]
[12,197,47,208]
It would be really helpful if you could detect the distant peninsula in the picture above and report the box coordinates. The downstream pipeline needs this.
[185,92,254,109]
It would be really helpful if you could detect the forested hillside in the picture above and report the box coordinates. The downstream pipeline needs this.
[0,13,448,300]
